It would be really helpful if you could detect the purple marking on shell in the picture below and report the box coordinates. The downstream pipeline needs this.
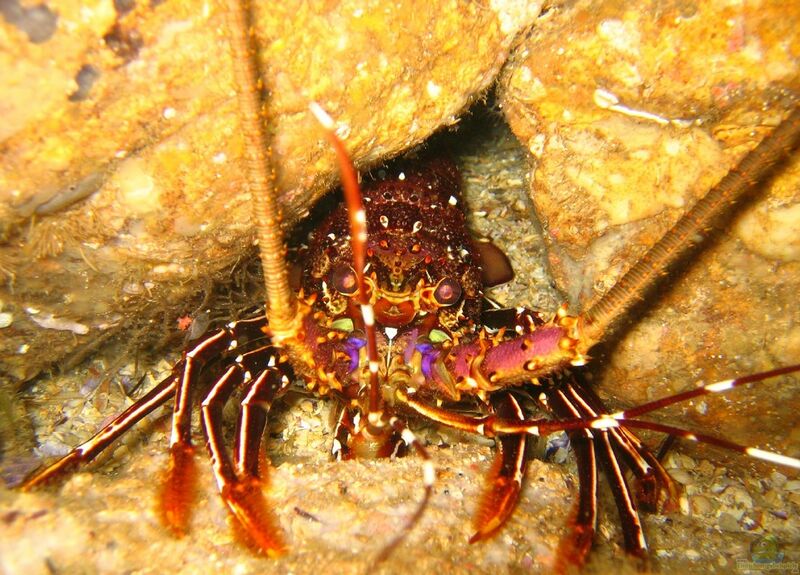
[415,342,439,380]
[345,336,366,373]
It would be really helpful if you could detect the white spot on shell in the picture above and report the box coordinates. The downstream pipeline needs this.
[380,215,389,228]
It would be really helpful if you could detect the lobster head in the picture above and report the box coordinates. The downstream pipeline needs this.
[302,156,510,339]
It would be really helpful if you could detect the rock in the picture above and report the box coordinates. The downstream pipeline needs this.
[0,0,542,382]
[498,0,800,457]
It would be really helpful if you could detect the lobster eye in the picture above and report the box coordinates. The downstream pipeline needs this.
[330,263,358,295]
[433,277,462,306]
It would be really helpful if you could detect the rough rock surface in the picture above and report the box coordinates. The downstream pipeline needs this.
[0,0,541,382]
[499,0,800,452]
[2,115,798,575]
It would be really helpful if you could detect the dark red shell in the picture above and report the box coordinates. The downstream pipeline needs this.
[302,156,484,331]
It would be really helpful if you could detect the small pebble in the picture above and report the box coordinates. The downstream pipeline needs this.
[698,459,715,476]
[685,549,701,561]
[771,470,788,487]
[0,312,12,328]
[731,488,753,508]
[742,516,759,530]
[783,480,800,492]
[670,468,693,485]
[718,511,740,532]
[691,495,712,515]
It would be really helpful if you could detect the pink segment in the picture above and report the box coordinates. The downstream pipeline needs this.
[448,326,567,385]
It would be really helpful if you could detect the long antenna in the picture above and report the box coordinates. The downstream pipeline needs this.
[580,106,800,348]
[223,0,298,339]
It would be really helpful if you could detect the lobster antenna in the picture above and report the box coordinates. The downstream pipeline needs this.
[581,106,800,348]
[399,363,800,469]
[309,103,384,421]
[224,0,298,339]
[487,364,800,469]
[608,363,800,420]
[489,412,800,470]
[370,423,436,565]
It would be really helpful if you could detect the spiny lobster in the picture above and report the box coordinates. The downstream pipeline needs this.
[14,1,800,573]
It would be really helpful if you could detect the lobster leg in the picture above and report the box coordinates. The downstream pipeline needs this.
[161,328,235,535]
[545,373,664,566]
[396,362,800,558]
[542,382,598,570]
[233,365,291,479]
[594,430,648,558]
[561,378,679,513]
[332,403,357,461]
[19,374,178,489]
[23,320,270,493]
[557,430,597,572]
[159,316,269,535]
[200,361,287,556]
[398,362,800,468]
[469,391,530,543]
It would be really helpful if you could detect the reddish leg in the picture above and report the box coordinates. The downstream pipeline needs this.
[560,378,678,513]
[160,315,268,535]
[557,430,597,572]
[542,378,598,571]
[233,363,291,479]
[19,375,177,489]
[331,403,359,461]
[396,363,800,562]
[21,323,269,494]
[200,358,288,557]
[161,328,232,535]
[470,391,529,543]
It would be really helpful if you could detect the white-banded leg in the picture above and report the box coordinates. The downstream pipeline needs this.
[160,314,268,536]
[396,364,800,564]
[233,363,291,479]
[331,403,357,461]
[469,391,530,544]
[161,329,230,535]
[20,374,178,489]
[200,356,287,557]
[540,380,599,572]
[545,374,648,561]
[560,378,678,514]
